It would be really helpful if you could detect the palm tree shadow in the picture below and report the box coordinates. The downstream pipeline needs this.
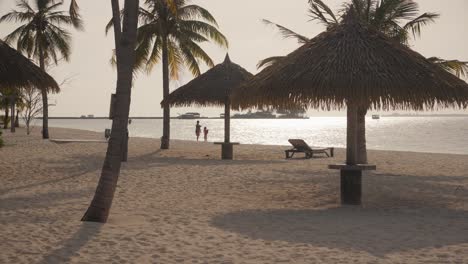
[0,170,94,196]
[37,223,102,264]
[211,207,468,256]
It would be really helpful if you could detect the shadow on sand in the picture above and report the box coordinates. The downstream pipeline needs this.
[37,223,102,264]
[211,207,468,256]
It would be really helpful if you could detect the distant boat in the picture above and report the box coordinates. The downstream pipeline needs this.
[232,110,276,119]
[277,113,309,119]
[178,112,201,119]
[220,113,225,118]
[372,114,380,120]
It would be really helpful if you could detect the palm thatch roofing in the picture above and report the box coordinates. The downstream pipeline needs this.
[163,54,253,107]
[231,13,468,111]
[0,40,59,92]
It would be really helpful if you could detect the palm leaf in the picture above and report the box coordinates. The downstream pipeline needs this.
[308,0,339,26]
[429,57,468,78]
[257,56,285,70]
[403,12,440,39]
[262,19,309,44]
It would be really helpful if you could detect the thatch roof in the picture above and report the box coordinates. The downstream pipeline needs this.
[232,13,468,111]
[163,54,253,107]
[0,40,59,92]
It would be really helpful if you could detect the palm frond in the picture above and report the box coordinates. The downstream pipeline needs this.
[403,12,439,39]
[179,20,228,48]
[68,0,83,30]
[0,10,35,23]
[257,56,285,70]
[262,19,309,44]
[429,57,468,78]
[179,5,218,27]
[167,39,183,80]
[308,0,339,26]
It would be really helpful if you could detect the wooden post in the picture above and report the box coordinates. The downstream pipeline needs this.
[224,99,230,143]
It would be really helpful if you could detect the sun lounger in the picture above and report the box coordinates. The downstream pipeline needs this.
[285,139,334,159]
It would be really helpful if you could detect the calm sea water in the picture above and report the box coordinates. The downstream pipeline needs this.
[46,116,468,155]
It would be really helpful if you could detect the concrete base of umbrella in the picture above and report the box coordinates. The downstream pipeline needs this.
[214,142,240,159]
[329,164,376,205]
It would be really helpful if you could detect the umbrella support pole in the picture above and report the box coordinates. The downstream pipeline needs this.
[329,164,376,205]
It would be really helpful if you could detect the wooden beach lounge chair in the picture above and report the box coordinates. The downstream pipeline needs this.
[285,139,334,159]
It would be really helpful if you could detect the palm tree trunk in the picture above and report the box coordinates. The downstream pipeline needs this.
[160,36,170,149]
[81,0,139,223]
[38,45,49,139]
[357,106,367,164]
[346,103,358,165]
[10,98,15,133]
[15,109,19,128]
[3,108,8,129]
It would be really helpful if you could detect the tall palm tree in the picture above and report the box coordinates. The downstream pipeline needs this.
[81,0,140,223]
[106,0,228,149]
[259,0,468,163]
[0,0,83,139]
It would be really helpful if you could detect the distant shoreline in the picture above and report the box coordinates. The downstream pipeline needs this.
[39,114,468,119]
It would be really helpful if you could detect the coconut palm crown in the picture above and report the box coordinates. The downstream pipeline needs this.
[0,0,83,70]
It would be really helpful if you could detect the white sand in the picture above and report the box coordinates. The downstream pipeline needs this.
[1,127,468,263]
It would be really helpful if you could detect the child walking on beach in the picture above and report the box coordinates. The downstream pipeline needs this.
[203,127,209,142]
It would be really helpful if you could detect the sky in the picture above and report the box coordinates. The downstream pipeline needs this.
[0,0,467,117]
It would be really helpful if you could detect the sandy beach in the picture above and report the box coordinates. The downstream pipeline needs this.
[1,127,468,263]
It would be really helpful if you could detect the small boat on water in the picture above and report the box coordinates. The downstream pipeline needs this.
[372,114,380,120]
[178,112,201,119]
[232,110,276,119]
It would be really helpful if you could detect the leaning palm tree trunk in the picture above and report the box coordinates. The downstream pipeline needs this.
[82,0,139,223]
[160,36,170,149]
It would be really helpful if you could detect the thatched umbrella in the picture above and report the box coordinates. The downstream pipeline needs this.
[232,12,468,204]
[0,40,59,92]
[1,40,59,132]
[163,54,253,159]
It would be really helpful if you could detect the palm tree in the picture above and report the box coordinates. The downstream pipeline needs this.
[0,0,83,139]
[259,0,468,163]
[106,0,228,149]
[81,0,140,223]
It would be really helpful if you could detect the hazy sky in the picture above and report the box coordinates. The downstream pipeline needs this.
[1,0,467,117]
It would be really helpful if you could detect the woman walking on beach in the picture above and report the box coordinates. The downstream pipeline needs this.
[203,127,209,142]
[195,121,201,141]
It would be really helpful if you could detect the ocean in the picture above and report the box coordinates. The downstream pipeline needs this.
[46,116,468,155]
